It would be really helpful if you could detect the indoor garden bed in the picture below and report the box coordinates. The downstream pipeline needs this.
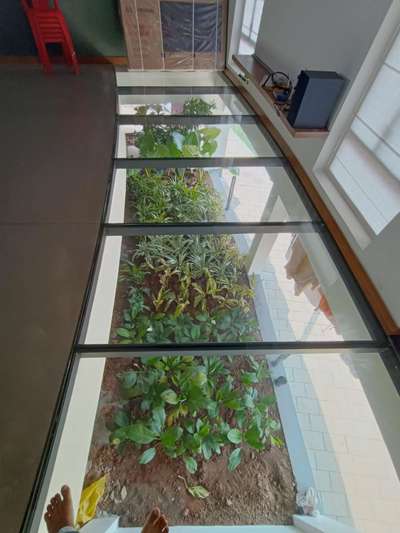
[81,97,297,526]
[84,356,296,526]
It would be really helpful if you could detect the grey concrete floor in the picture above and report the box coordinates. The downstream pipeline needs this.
[0,65,116,532]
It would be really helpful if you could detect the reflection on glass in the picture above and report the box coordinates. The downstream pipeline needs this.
[107,166,312,224]
[117,122,279,158]
[84,230,370,345]
[272,352,400,532]
[118,94,253,115]
[238,0,265,55]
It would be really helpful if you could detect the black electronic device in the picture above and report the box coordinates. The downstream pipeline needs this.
[287,70,345,129]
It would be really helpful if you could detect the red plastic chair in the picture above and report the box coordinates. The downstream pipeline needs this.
[22,0,79,74]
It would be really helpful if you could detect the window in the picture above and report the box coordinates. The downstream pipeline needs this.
[329,29,400,235]
[239,0,265,55]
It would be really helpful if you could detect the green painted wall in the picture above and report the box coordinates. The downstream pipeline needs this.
[59,0,126,56]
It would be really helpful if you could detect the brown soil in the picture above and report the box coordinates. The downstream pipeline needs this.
[83,358,297,527]
[94,177,297,524]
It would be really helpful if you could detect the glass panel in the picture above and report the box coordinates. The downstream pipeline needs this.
[107,166,313,223]
[117,123,280,158]
[31,351,400,532]
[116,70,230,88]
[274,352,400,532]
[118,93,254,115]
[84,232,370,345]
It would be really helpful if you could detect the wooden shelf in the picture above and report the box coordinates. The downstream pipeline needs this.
[233,54,329,139]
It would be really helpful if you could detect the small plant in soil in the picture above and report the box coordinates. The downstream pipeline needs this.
[109,355,283,477]
[115,234,259,344]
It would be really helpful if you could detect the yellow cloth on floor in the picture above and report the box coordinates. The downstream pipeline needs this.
[76,475,107,527]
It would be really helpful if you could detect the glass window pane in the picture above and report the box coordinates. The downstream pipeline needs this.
[31,351,400,532]
[117,122,280,158]
[84,232,370,345]
[356,64,400,180]
[275,352,400,532]
[118,93,254,116]
[107,166,313,224]
[252,0,264,35]
[243,0,255,29]
[116,71,230,88]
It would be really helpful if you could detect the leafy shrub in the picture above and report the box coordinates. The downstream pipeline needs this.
[182,97,217,116]
[135,125,221,158]
[117,92,259,347]
[127,168,222,223]
[131,96,220,159]
[116,234,258,344]
[109,356,283,473]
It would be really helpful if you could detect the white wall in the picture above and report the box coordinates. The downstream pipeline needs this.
[229,0,400,328]
[255,0,392,83]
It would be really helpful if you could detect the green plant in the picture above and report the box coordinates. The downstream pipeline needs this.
[134,125,221,159]
[109,356,283,477]
[115,233,258,345]
[131,97,220,159]
[127,168,222,223]
[134,103,166,116]
[182,97,216,116]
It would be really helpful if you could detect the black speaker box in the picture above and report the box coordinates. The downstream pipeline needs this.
[287,70,345,129]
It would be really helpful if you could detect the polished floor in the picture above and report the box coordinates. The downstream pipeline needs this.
[0,65,115,532]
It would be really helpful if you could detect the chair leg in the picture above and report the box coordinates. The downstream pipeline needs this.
[59,15,80,74]
[36,37,52,73]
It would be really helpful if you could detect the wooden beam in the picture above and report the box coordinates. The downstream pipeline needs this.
[224,67,400,336]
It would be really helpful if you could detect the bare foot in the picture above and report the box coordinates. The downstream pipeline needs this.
[44,485,74,533]
[142,507,169,533]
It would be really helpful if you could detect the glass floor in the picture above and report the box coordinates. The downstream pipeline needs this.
[25,73,400,533]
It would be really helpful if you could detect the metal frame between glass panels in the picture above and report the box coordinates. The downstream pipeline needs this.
[20,75,400,533]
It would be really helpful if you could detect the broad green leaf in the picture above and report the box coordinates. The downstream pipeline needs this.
[126,423,157,444]
[116,328,131,339]
[224,398,242,410]
[184,456,198,474]
[120,370,137,388]
[152,406,166,433]
[200,127,220,139]
[227,428,242,444]
[207,401,219,418]
[228,448,242,471]
[139,447,156,464]
[161,389,179,405]
[160,425,183,448]
[202,441,212,461]
[192,370,207,387]
[114,410,129,428]
[196,312,209,322]
[110,426,127,445]
[188,485,210,499]
[202,140,218,156]
[244,425,264,450]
